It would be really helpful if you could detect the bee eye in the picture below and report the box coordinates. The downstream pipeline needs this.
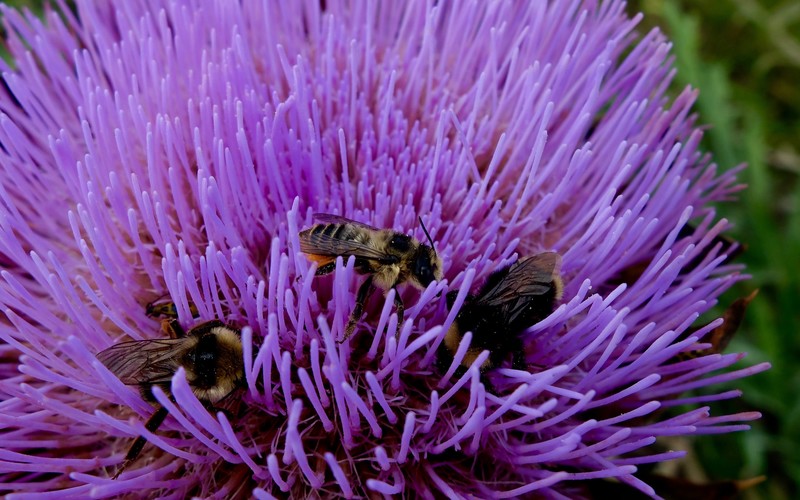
[414,256,436,286]
[389,234,411,251]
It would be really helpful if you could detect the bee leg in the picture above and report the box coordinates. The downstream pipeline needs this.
[112,405,169,479]
[339,275,374,343]
[202,400,234,420]
[511,339,527,371]
[511,352,527,370]
[393,289,404,336]
[480,374,496,394]
[434,346,452,373]
[161,318,187,339]
[315,262,337,276]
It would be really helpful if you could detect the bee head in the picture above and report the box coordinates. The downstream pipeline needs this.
[411,244,443,288]
[411,216,443,288]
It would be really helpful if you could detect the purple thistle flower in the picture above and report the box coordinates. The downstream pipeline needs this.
[0,1,769,498]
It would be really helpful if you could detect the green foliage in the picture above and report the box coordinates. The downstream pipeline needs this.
[630,1,800,498]
[0,1,45,64]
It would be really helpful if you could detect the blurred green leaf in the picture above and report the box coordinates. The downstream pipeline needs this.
[630,1,800,498]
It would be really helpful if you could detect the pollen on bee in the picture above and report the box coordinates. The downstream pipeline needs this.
[305,254,336,266]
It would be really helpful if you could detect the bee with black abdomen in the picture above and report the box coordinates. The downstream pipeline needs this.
[299,213,443,342]
[97,313,245,478]
[439,252,563,374]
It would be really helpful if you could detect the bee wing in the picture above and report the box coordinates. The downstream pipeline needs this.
[479,252,561,307]
[299,222,394,262]
[312,213,381,231]
[96,338,192,385]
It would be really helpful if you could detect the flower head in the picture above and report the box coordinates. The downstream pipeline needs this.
[0,1,768,498]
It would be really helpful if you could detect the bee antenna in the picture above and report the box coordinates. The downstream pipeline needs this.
[418,216,437,253]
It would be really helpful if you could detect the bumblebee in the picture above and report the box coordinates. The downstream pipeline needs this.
[299,213,443,342]
[439,252,563,374]
[145,296,199,319]
[145,295,200,337]
[97,314,244,478]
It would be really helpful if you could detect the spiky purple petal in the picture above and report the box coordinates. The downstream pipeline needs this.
[0,0,768,498]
